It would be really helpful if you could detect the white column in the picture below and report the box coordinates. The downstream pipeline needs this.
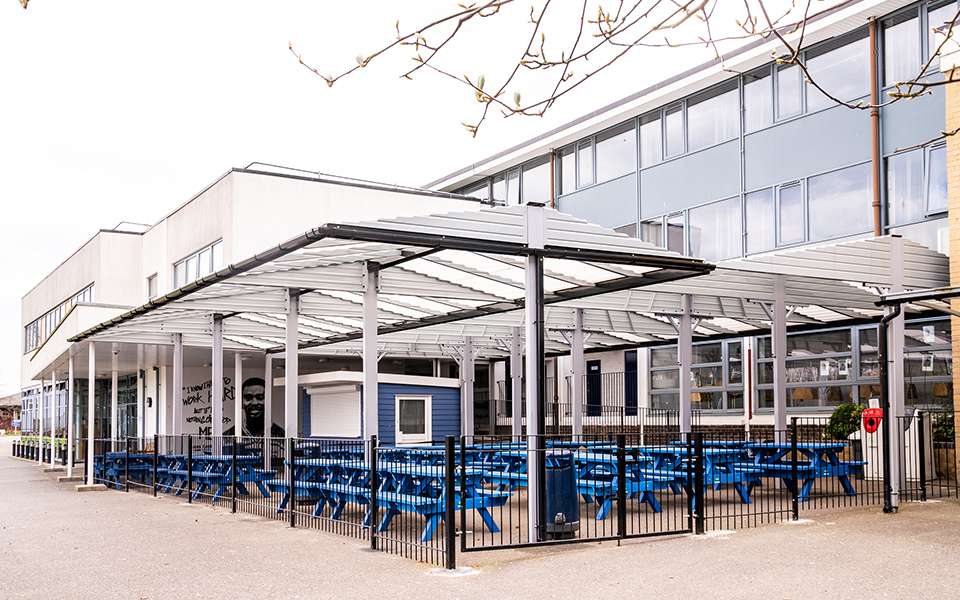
[461,337,475,441]
[678,294,693,434]
[86,342,96,485]
[487,360,496,435]
[172,333,183,435]
[772,275,788,436]
[362,266,379,440]
[136,345,144,439]
[110,345,119,447]
[212,315,224,437]
[37,379,44,464]
[234,352,243,438]
[67,351,75,477]
[285,290,300,438]
[524,202,546,543]
[49,371,57,468]
[571,308,585,437]
[889,235,905,507]
[264,353,273,470]
[510,326,523,437]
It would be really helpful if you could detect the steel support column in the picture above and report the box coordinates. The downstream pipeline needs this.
[264,353,273,470]
[234,352,242,438]
[37,378,44,464]
[172,333,183,435]
[772,275,788,437]
[461,337,475,442]
[111,345,119,449]
[678,295,693,434]
[524,203,546,543]
[362,265,379,441]
[285,290,300,438]
[86,342,96,485]
[510,326,522,437]
[49,370,56,468]
[571,308,585,438]
[67,350,75,477]
[888,235,905,508]
[212,315,224,437]
[136,345,144,439]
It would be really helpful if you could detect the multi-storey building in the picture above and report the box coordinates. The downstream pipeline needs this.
[428,0,957,424]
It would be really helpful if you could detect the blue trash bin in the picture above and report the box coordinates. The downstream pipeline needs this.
[544,450,580,539]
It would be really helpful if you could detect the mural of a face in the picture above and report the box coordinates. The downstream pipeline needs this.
[241,377,266,436]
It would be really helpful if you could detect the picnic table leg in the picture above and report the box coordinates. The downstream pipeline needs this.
[331,496,348,520]
[312,495,327,518]
[377,507,398,532]
[799,477,815,501]
[838,475,857,496]
[277,491,290,513]
[641,491,662,513]
[735,482,752,504]
[474,507,500,533]
[421,514,443,542]
[596,497,612,520]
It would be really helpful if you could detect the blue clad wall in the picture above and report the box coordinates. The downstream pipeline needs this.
[376,384,461,445]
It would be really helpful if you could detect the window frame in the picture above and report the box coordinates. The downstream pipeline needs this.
[173,240,223,288]
[394,394,433,444]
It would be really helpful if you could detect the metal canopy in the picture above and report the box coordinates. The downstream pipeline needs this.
[69,204,713,357]
[69,205,948,358]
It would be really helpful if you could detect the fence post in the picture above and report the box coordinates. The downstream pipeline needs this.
[186,435,193,504]
[124,437,130,493]
[791,417,799,520]
[231,437,238,514]
[459,435,467,554]
[152,434,159,497]
[288,437,296,528]
[444,435,457,570]
[616,433,627,538]
[917,412,927,502]
[369,435,379,550]
[686,433,694,532]
[694,433,705,534]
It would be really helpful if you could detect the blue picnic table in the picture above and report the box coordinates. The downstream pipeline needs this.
[163,453,274,502]
[742,441,865,501]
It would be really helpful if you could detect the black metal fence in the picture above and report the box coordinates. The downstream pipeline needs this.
[63,413,960,568]
[10,437,77,466]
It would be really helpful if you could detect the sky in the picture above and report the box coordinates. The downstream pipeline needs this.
[0,0,812,396]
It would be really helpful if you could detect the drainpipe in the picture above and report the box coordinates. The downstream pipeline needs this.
[878,303,901,513]
[548,150,556,209]
[869,17,882,237]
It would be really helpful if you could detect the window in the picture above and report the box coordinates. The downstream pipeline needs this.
[664,104,684,158]
[147,274,158,300]
[778,183,804,245]
[559,147,576,194]
[640,218,663,247]
[649,340,744,412]
[687,197,742,260]
[174,240,224,287]
[805,34,869,112]
[776,63,802,118]
[744,68,773,132]
[23,283,95,353]
[395,395,431,444]
[756,327,858,409]
[506,168,520,205]
[595,123,636,183]
[461,181,490,201]
[807,162,871,241]
[639,113,662,166]
[492,174,506,205]
[884,11,919,85]
[928,144,947,213]
[745,188,775,254]
[929,2,959,67]
[666,213,685,254]
[521,157,551,204]
[686,82,739,151]
[577,141,594,188]
[887,150,925,225]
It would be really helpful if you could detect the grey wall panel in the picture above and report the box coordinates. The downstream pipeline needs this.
[557,173,638,228]
[882,86,945,155]
[744,105,870,191]
[639,140,739,218]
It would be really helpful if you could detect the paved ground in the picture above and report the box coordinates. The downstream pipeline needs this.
[2,436,960,599]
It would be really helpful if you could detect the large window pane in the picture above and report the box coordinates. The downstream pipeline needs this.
[692,343,722,364]
[639,113,662,167]
[640,218,663,247]
[559,147,576,194]
[884,12,919,85]
[806,35,869,111]
[887,150,924,225]
[506,168,520,205]
[521,157,550,204]
[744,67,772,132]
[666,213,685,254]
[787,329,851,356]
[687,83,739,151]
[595,123,636,183]
[778,184,803,245]
[461,181,490,201]
[492,174,506,205]
[808,162,871,241]
[929,3,959,67]
[174,262,186,287]
[650,347,678,367]
[664,104,684,157]
[577,141,594,187]
[776,63,802,118]
[928,145,947,213]
[687,197,742,260]
[745,188,775,253]
[905,319,951,347]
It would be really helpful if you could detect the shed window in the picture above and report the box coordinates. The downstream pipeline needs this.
[396,394,432,444]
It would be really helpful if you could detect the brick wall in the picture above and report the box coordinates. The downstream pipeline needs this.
[947,80,960,474]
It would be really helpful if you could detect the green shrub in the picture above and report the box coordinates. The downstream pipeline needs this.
[826,403,865,440]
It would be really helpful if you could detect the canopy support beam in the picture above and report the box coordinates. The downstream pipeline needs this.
[571,308,585,438]
[525,204,546,544]
[234,352,243,438]
[679,295,693,434]
[111,345,119,449]
[461,336,475,442]
[772,275,788,438]
[284,290,299,438]
[67,350,75,478]
[49,371,57,468]
[363,265,379,440]
[172,333,183,435]
[212,315,224,437]
[86,342,96,485]
[510,327,522,437]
